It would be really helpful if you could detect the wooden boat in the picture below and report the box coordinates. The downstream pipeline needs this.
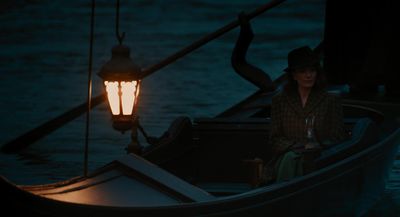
[1,0,399,216]
[2,84,400,217]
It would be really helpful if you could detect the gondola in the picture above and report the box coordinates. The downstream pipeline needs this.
[2,83,400,217]
[1,0,399,216]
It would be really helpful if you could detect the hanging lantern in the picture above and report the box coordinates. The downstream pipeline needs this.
[98,45,142,132]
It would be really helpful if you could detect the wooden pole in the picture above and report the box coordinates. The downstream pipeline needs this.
[83,0,96,177]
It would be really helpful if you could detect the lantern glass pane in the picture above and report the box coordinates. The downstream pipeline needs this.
[121,81,138,115]
[104,81,120,115]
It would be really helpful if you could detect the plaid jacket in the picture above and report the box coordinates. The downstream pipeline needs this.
[270,88,347,154]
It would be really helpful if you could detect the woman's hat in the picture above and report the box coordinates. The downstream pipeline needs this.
[284,46,319,72]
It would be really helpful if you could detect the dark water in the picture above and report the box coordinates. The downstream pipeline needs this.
[0,0,398,216]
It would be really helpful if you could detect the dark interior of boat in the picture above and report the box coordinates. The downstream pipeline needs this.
[142,100,390,196]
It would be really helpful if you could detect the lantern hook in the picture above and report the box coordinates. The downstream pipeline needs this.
[116,0,125,45]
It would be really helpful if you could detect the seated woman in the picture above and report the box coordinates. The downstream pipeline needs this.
[231,13,346,183]
[265,46,348,183]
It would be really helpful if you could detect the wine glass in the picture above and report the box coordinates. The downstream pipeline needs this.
[305,115,317,149]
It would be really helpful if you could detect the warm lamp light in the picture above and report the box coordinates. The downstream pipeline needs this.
[98,44,143,154]
[104,80,139,116]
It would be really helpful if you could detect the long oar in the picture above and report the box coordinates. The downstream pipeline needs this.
[1,0,286,153]
[1,95,105,153]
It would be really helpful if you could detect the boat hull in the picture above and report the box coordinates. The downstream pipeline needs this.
[2,128,399,217]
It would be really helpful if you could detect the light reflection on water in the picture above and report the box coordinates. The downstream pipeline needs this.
[0,0,398,215]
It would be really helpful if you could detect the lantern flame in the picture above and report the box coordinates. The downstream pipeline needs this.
[104,81,139,116]
[121,81,136,115]
[104,81,120,115]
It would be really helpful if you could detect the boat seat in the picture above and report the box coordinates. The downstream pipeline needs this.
[192,117,272,183]
[143,116,193,164]
[191,117,363,183]
[314,118,379,169]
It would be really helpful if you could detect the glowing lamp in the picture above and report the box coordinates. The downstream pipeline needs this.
[98,45,143,153]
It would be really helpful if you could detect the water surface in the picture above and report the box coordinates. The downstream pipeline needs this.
[0,1,398,216]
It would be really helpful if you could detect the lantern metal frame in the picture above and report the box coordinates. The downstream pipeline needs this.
[96,0,160,154]
[98,44,144,154]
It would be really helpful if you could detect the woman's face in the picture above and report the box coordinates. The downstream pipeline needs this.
[292,67,317,89]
